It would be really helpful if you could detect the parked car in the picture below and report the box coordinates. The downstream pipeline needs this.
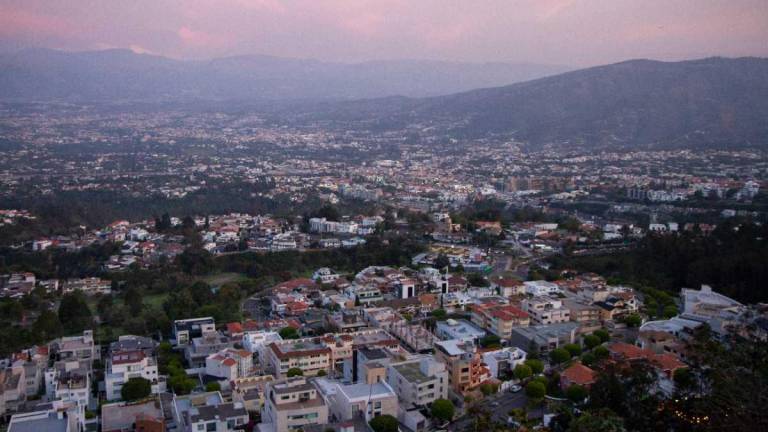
[509,384,522,393]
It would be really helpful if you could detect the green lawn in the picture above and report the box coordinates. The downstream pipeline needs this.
[201,272,248,286]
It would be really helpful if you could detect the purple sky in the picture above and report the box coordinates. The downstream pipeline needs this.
[2,0,767,66]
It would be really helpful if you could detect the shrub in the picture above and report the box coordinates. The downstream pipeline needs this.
[431,399,455,422]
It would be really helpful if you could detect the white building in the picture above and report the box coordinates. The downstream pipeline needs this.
[522,297,571,325]
[482,347,527,379]
[524,280,563,296]
[205,348,254,381]
[105,350,163,401]
[386,357,448,408]
[312,268,340,285]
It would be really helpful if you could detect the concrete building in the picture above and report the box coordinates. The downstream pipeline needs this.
[433,340,491,394]
[173,317,216,346]
[481,347,527,379]
[523,280,563,296]
[522,297,571,325]
[316,378,398,423]
[260,378,329,432]
[470,301,530,338]
[386,357,448,408]
[509,322,580,355]
[206,348,254,381]
[173,391,248,432]
[435,319,486,345]
[105,350,163,401]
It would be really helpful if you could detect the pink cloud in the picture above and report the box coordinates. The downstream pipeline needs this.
[177,26,231,47]
[0,6,74,38]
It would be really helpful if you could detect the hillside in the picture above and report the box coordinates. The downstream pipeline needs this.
[0,48,567,101]
[292,57,768,150]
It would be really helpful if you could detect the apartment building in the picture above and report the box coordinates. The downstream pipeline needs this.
[173,317,216,346]
[470,301,530,338]
[386,357,448,408]
[173,391,248,432]
[105,350,163,401]
[522,297,571,325]
[481,347,527,379]
[316,379,398,423]
[205,348,254,381]
[433,340,490,394]
[435,319,486,345]
[260,378,329,432]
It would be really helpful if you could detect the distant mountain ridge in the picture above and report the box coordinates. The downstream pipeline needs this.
[288,57,768,150]
[0,48,568,101]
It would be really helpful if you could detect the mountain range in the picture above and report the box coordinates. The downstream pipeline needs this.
[1,50,767,150]
[0,48,567,101]
[283,57,768,150]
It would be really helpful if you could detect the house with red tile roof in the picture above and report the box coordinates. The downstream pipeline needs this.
[560,362,598,389]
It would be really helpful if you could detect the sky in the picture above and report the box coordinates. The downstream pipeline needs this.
[1,0,767,67]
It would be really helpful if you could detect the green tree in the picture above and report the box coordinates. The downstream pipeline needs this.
[569,409,626,432]
[583,334,601,350]
[124,286,144,316]
[369,414,399,432]
[581,352,597,367]
[479,334,501,349]
[431,398,455,422]
[550,348,571,364]
[525,359,545,374]
[593,329,610,343]
[279,327,300,339]
[525,381,546,400]
[514,364,533,381]
[287,367,304,377]
[32,309,63,342]
[566,384,588,404]
[593,346,609,360]
[621,314,642,327]
[431,309,447,320]
[564,344,582,357]
[120,377,151,401]
[480,382,499,396]
[206,381,221,392]
[58,291,93,334]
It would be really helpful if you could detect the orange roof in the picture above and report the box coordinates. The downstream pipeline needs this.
[652,353,686,372]
[608,342,653,360]
[561,362,597,386]
[226,322,244,334]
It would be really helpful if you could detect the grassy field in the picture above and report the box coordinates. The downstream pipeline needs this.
[202,272,249,286]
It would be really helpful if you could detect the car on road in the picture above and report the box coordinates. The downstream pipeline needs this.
[508,384,522,393]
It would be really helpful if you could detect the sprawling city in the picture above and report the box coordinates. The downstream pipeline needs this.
[1,2,767,432]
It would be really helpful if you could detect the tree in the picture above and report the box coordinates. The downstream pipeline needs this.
[662,304,678,318]
[32,309,63,342]
[480,382,499,396]
[566,384,588,404]
[431,398,455,422]
[550,348,571,364]
[279,326,300,339]
[434,254,450,270]
[593,329,610,343]
[581,352,597,367]
[206,382,221,392]
[525,359,545,374]
[525,381,546,399]
[621,314,642,328]
[369,414,399,432]
[514,364,533,381]
[479,334,501,349]
[316,370,327,377]
[121,377,151,401]
[431,309,447,320]
[569,409,626,432]
[124,286,143,316]
[286,368,303,377]
[58,291,93,334]
[593,346,609,360]
[583,334,601,350]
[564,344,582,357]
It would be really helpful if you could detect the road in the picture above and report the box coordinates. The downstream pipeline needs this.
[448,390,530,431]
